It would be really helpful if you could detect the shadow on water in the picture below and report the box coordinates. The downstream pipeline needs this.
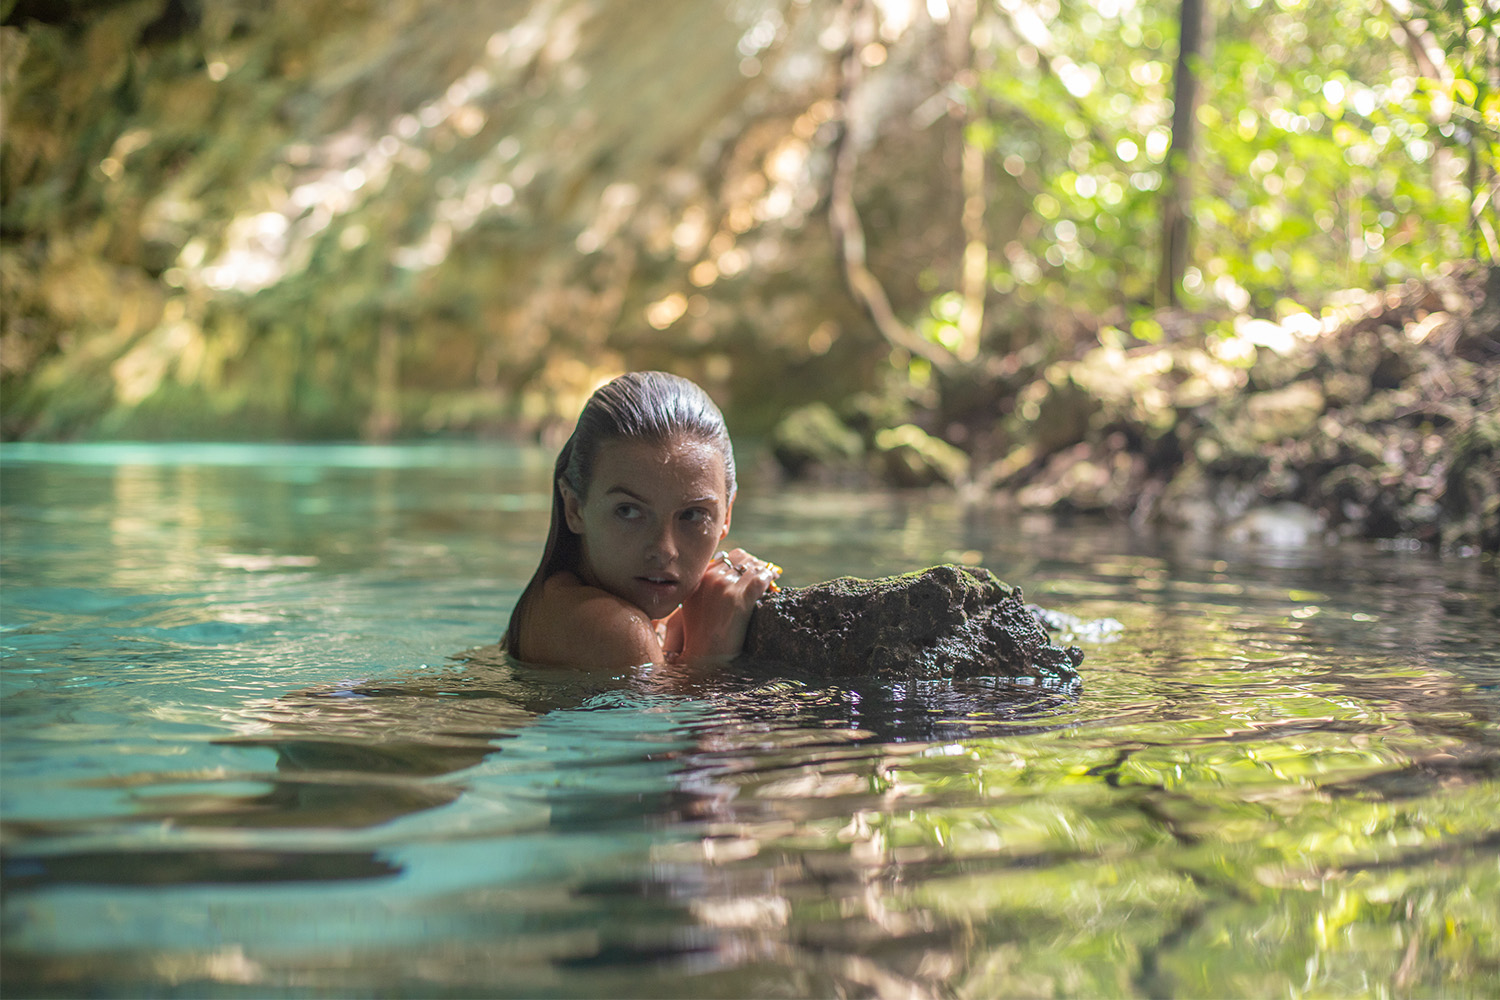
[4,646,1083,896]
[0,655,1092,996]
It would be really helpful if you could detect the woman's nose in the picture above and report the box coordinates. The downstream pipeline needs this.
[645,521,677,563]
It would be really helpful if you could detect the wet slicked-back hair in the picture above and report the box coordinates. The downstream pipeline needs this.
[504,372,736,658]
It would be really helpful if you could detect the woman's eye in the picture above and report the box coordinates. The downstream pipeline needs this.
[614,504,642,520]
[681,508,710,524]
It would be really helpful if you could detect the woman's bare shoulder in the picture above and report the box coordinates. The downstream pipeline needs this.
[517,573,662,669]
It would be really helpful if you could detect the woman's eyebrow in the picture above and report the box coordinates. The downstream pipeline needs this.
[605,485,720,507]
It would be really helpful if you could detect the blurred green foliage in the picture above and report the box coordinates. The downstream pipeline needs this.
[973,0,1496,327]
[0,0,1493,444]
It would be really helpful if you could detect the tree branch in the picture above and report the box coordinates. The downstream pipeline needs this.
[1380,0,1448,83]
[827,0,961,374]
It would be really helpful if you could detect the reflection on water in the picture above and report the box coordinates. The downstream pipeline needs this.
[2,444,1498,998]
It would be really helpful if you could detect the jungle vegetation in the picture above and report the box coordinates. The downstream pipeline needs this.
[2,0,1497,546]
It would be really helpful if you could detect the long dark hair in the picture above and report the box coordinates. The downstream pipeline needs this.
[504,372,736,657]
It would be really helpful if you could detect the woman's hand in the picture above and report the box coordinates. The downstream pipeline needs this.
[676,547,780,660]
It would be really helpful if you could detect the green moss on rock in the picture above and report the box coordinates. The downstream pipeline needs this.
[769,402,865,477]
[743,564,1083,685]
[873,424,969,487]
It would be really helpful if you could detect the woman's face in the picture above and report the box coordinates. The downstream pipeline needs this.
[562,435,732,621]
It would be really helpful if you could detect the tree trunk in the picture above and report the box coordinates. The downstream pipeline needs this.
[364,319,400,443]
[1158,0,1208,309]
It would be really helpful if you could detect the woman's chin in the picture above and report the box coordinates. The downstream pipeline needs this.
[628,582,682,619]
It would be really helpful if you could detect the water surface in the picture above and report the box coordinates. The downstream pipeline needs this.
[2,443,1497,997]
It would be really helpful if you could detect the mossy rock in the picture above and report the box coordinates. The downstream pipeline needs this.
[744,564,1083,686]
[769,402,865,477]
[873,424,968,487]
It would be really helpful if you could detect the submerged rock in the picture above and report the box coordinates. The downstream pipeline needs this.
[1226,501,1327,547]
[743,564,1084,686]
[1026,605,1126,644]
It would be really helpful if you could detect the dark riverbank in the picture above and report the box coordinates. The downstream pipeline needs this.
[770,264,1499,556]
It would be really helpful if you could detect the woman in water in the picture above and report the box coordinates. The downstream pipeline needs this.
[505,371,780,668]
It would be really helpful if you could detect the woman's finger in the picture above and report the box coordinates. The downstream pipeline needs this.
[719,547,780,590]
[725,549,772,571]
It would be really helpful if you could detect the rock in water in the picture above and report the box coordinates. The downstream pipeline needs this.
[743,564,1084,685]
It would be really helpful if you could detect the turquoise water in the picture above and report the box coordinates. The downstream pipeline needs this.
[2,443,1497,998]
